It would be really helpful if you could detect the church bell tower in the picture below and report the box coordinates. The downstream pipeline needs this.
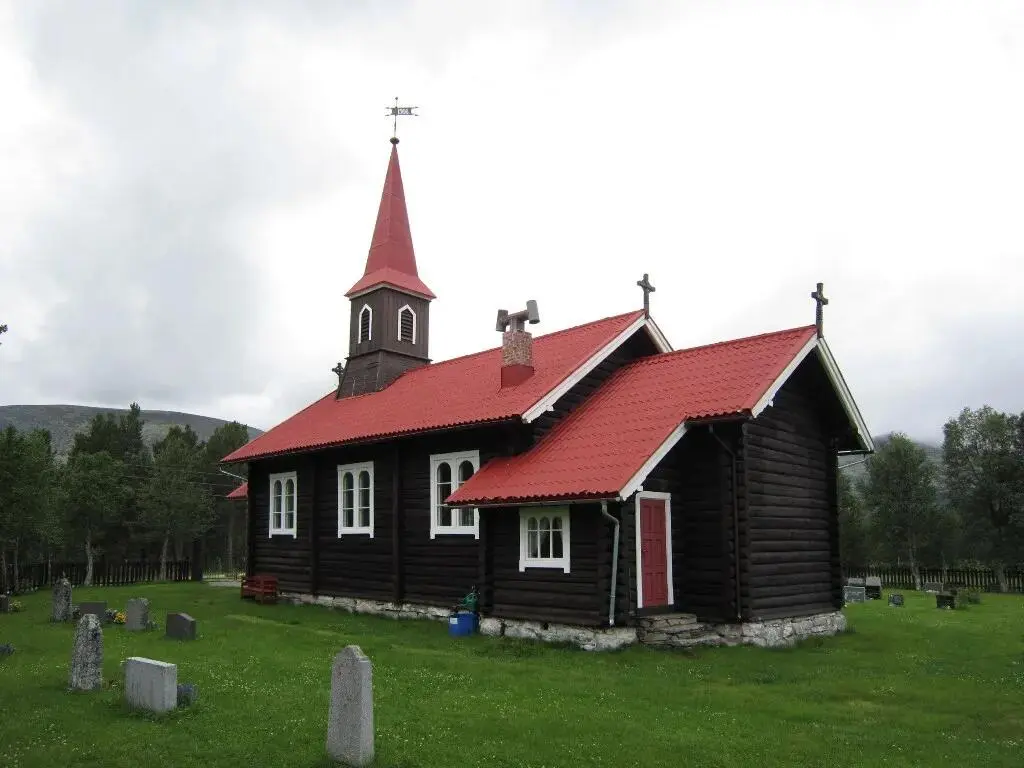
[336,137,435,397]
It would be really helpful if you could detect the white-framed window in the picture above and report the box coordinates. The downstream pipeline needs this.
[269,472,298,538]
[337,462,374,537]
[429,450,480,538]
[397,304,416,343]
[519,507,571,573]
[358,304,372,343]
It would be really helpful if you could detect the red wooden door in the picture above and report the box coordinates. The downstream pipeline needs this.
[640,498,669,607]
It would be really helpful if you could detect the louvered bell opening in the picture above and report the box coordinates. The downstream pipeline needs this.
[399,308,414,343]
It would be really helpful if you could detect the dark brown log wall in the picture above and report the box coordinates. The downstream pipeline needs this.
[483,503,607,626]
[247,457,314,594]
[744,358,843,620]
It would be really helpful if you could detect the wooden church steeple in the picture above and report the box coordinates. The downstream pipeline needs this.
[338,138,434,398]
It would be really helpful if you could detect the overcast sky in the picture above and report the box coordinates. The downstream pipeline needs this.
[1,1,1022,444]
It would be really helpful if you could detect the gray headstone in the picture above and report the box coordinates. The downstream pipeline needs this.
[166,612,197,641]
[69,614,103,691]
[78,601,108,621]
[865,576,882,588]
[846,577,865,586]
[52,578,72,622]
[326,645,374,766]
[124,657,177,713]
[126,598,150,631]
[843,585,867,604]
[922,581,943,593]
[888,593,905,607]
[0,595,9,613]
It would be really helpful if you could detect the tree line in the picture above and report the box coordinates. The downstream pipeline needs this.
[840,405,1024,590]
[0,403,249,589]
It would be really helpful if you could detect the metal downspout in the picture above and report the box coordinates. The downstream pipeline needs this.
[601,501,619,627]
[709,425,743,621]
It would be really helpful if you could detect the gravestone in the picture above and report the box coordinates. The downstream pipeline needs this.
[845,577,865,587]
[52,578,72,622]
[888,593,905,607]
[78,601,108,622]
[166,612,197,641]
[69,614,103,691]
[936,592,956,610]
[843,585,866,604]
[864,577,882,600]
[922,581,943,593]
[0,595,10,613]
[126,598,150,631]
[326,645,374,766]
[124,657,177,714]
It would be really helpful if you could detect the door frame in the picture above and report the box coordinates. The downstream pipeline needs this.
[634,491,674,609]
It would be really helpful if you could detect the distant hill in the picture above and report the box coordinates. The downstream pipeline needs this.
[0,404,263,458]
[839,434,944,488]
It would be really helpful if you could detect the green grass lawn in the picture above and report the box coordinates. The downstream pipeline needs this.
[1,585,1022,767]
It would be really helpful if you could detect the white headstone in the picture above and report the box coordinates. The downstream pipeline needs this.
[124,657,177,713]
[69,614,103,691]
[125,598,150,631]
[326,645,374,766]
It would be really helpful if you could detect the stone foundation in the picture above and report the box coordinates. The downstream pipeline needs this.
[280,592,845,652]
[637,610,848,649]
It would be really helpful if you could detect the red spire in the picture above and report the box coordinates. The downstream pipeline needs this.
[345,139,436,300]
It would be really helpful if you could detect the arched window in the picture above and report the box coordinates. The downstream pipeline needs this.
[337,462,374,536]
[269,472,298,537]
[428,450,480,537]
[358,304,372,343]
[397,305,416,343]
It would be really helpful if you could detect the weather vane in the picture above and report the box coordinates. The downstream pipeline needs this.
[386,97,418,142]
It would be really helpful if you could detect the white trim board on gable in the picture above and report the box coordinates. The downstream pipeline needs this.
[522,315,672,424]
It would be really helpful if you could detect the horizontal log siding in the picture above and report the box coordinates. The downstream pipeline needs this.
[248,457,313,594]
[314,444,396,601]
[744,359,842,620]
[486,503,606,626]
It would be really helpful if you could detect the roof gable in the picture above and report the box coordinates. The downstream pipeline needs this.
[448,325,870,506]
[222,310,651,463]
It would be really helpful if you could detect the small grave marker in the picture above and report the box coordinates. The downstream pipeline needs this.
[124,657,178,714]
[326,645,374,766]
[166,612,197,641]
[0,595,10,614]
[936,592,956,610]
[843,585,867,604]
[864,576,882,600]
[888,593,905,607]
[845,577,865,587]
[78,601,108,622]
[69,614,103,691]
[52,578,72,622]
[922,581,943,594]
[126,598,150,631]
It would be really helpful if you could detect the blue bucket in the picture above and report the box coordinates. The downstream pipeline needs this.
[448,611,477,637]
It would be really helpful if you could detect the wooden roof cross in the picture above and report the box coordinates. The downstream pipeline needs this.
[811,282,828,338]
[636,274,655,318]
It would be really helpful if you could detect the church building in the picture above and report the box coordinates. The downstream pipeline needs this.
[221,135,873,650]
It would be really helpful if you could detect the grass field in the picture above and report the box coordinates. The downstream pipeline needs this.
[1,585,1022,767]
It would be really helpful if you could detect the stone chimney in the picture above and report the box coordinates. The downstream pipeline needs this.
[496,300,540,388]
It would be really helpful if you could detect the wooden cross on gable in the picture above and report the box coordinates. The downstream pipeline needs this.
[811,282,828,338]
[636,274,655,318]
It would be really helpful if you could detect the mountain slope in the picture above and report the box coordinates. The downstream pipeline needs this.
[0,404,263,457]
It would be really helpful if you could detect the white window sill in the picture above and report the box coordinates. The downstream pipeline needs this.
[338,528,374,538]
[431,527,479,538]
[269,530,298,539]
[519,558,570,573]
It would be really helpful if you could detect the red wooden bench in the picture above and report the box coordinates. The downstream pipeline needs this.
[240,574,279,604]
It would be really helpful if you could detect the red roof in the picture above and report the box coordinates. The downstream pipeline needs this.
[222,310,646,463]
[226,481,248,500]
[345,141,436,300]
[448,325,818,505]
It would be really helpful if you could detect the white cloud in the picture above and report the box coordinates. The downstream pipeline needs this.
[1,0,1022,442]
